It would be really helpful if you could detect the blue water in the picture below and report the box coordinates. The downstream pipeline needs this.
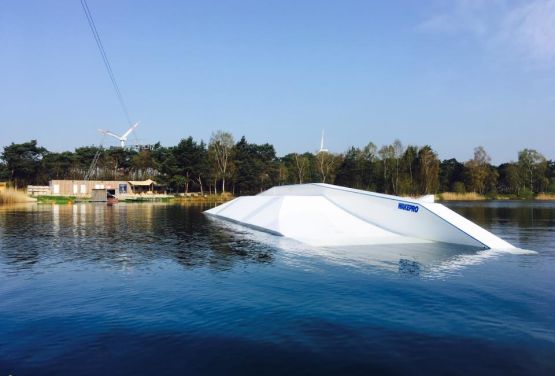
[0,202,554,375]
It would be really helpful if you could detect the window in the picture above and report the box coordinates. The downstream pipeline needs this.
[119,184,127,194]
[53,184,60,194]
[73,184,78,194]
[80,184,87,194]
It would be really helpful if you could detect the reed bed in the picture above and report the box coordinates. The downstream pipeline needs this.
[437,192,486,201]
[535,193,555,201]
[0,189,35,204]
[173,193,233,204]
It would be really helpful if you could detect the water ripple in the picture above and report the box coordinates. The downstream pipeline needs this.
[0,202,554,375]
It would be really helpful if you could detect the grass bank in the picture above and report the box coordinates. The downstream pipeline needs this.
[0,189,36,204]
[37,195,79,204]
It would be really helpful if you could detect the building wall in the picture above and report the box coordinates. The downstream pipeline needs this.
[49,180,131,196]
[91,189,107,202]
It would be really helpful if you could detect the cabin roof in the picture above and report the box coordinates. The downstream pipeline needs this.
[128,179,156,186]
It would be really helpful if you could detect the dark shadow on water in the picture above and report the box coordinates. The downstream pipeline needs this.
[399,258,421,276]
[1,324,553,376]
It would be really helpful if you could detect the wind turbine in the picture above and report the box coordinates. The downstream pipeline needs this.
[98,122,140,148]
[318,130,328,153]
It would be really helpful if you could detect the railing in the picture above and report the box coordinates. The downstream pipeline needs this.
[27,185,51,196]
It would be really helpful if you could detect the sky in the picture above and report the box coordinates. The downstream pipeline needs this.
[1,0,554,164]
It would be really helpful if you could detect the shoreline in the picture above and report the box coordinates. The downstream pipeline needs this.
[436,192,555,202]
[32,194,233,205]
[2,190,555,205]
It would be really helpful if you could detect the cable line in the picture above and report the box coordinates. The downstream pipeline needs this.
[80,0,132,125]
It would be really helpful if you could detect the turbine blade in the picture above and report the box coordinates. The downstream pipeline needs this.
[105,131,123,140]
[121,122,139,139]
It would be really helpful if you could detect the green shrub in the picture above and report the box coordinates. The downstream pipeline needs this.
[452,181,466,194]
[518,189,534,199]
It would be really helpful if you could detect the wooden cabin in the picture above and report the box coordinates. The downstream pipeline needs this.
[49,179,163,197]
[50,180,130,196]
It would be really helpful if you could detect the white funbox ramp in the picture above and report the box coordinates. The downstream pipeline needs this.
[205,183,516,251]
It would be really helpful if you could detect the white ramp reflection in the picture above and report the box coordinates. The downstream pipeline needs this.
[207,216,534,278]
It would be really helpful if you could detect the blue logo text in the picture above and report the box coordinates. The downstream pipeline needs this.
[398,203,419,213]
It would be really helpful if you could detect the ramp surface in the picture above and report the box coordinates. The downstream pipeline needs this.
[205,184,516,250]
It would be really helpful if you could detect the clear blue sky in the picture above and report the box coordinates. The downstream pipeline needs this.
[1,0,554,163]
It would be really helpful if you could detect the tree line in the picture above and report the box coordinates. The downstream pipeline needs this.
[1,131,554,197]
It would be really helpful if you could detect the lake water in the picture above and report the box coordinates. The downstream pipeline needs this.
[0,201,554,375]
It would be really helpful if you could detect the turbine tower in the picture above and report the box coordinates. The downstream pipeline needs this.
[98,122,139,148]
[318,130,328,153]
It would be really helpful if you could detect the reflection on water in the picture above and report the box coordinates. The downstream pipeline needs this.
[446,201,555,252]
[0,203,276,273]
[446,200,555,226]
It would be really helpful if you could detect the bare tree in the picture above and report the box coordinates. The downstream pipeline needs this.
[196,175,204,195]
[208,131,234,193]
[362,142,377,162]
[293,153,308,184]
[392,139,404,194]
[378,145,395,193]
[278,162,288,185]
[316,151,336,183]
